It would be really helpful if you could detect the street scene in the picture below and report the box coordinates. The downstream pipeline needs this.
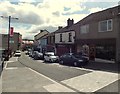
[0,0,120,94]
[1,52,119,93]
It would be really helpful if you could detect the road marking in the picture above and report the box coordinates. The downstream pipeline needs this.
[28,68,75,92]
[16,57,18,61]
[61,71,118,92]
[69,66,94,71]
[5,67,18,70]
[28,68,60,84]
[57,64,94,71]
[36,60,44,63]
[4,62,8,69]
[43,83,75,92]
[6,61,14,63]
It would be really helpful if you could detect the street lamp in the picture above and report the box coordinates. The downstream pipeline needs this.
[0,16,18,60]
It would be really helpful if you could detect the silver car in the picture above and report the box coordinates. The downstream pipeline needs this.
[44,52,59,63]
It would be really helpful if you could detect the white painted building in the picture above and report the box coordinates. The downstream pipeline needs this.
[55,31,75,44]
[54,18,76,56]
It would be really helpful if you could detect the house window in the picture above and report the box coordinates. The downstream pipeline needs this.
[80,24,89,34]
[99,19,112,32]
[60,34,62,42]
[68,33,72,42]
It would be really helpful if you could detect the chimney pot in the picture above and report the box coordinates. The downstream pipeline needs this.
[67,18,74,27]
[58,26,63,30]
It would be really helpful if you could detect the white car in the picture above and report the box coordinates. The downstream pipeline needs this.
[44,52,59,63]
[14,50,21,57]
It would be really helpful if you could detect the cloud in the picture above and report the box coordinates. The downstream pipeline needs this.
[86,0,120,2]
[1,0,117,40]
[27,24,58,34]
[0,0,89,39]
[89,7,104,13]
[52,11,60,17]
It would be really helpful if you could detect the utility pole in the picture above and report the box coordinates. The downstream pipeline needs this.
[0,16,18,60]
[8,16,11,60]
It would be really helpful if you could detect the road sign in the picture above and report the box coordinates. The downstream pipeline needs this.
[10,27,14,37]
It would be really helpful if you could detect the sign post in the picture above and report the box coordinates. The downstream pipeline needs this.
[10,27,14,37]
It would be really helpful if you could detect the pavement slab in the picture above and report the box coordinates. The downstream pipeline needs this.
[6,61,25,68]
[61,71,119,92]
[2,67,53,92]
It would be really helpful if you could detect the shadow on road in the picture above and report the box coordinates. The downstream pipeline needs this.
[84,61,119,73]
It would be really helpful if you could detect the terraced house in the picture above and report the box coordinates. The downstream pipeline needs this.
[34,30,49,52]
[54,19,76,56]
[75,5,120,63]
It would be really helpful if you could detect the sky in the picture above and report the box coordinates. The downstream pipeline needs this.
[0,0,119,39]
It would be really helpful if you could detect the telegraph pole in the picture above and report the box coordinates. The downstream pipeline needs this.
[0,16,18,60]
[8,16,11,60]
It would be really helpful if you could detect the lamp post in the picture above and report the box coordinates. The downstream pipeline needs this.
[0,16,18,60]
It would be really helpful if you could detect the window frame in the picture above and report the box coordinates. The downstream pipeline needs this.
[99,19,113,32]
[60,33,62,42]
[68,32,72,42]
[80,24,89,34]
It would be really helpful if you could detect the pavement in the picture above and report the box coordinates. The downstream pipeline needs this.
[1,53,120,93]
[0,74,2,94]
[1,57,76,93]
[86,59,119,73]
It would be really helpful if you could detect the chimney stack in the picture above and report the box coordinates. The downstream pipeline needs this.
[67,18,74,27]
[58,26,63,30]
[40,30,44,33]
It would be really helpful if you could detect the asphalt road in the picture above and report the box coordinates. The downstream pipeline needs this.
[18,53,92,82]
[4,52,119,93]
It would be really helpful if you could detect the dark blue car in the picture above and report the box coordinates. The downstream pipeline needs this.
[59,53,89,67]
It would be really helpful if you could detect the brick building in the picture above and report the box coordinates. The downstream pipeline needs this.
[0,32,22,52]
[75,5,120,62]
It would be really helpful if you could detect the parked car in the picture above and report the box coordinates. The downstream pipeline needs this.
[33,51,43,60]
[59,53,89,67]
[0,50,5,73]
[27,49,32,55]
[44,52,59,63]
[29,50,34,57]
[25,51,29,55]
[14,50,21,57]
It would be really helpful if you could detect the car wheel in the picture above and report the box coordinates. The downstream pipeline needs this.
[60,60,64,65]
[49,59,52,63]
[74,62,78,67]
[44,59,46,62]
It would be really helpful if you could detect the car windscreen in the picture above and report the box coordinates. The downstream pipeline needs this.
[45,53,54,56]
[72,54,82,58]
[16,51,20,53]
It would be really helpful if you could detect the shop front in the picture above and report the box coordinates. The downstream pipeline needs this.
[55,44,75,56]
[76,38,116,61]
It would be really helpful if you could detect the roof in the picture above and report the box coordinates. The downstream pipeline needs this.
[76,5,119,25]
[40,33,49,39]
[34,30,49,40]
[54,24,75,34]
[34,30,49,37]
